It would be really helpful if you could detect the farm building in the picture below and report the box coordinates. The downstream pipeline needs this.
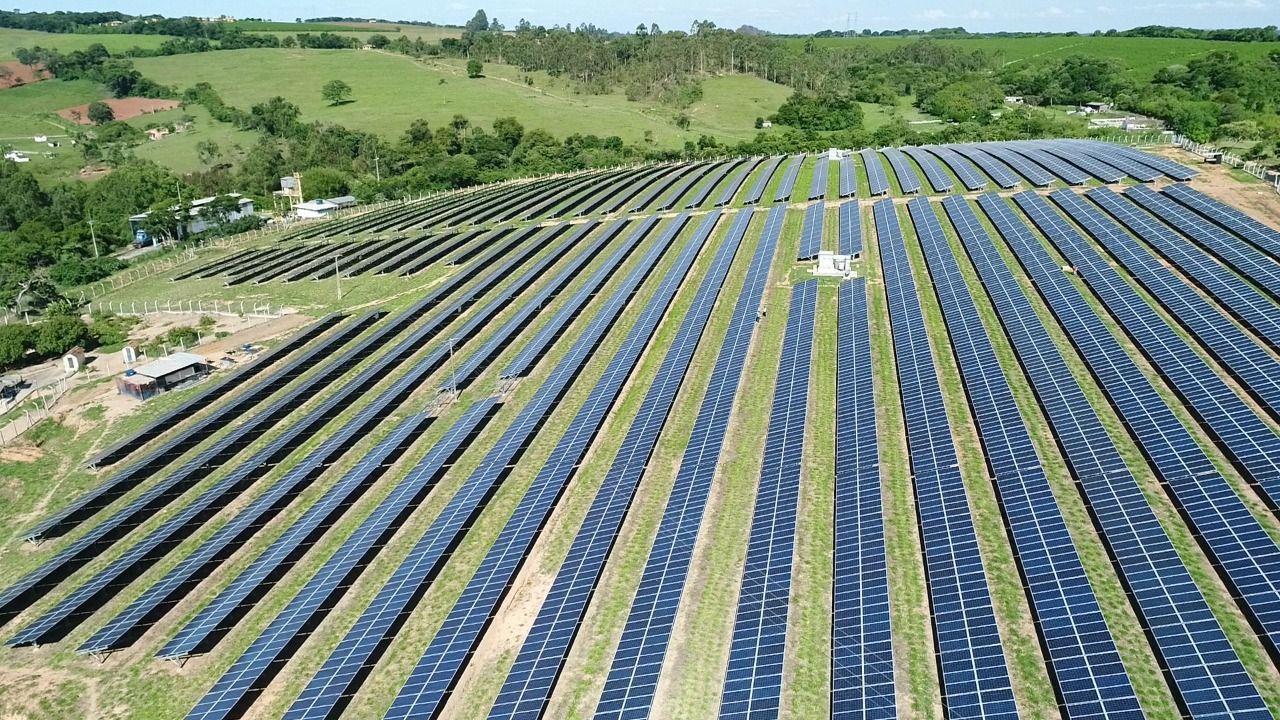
[128,194,255,245]
[294,195,358,219]
[115,352,210,401]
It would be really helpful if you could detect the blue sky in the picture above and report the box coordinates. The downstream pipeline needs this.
[36,0,1277,35]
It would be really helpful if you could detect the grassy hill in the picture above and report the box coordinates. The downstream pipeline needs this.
[0,28,173,61]
[798,35,1280,77]
[131,48,792,144]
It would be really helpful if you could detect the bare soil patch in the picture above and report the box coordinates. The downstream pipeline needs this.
[1152,147,1280,231]
[57,97,180,125]
[0,61,48,90]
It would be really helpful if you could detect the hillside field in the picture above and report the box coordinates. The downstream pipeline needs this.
[798,34,1280,77]
[0,28,172,61]
[131,48,793,144]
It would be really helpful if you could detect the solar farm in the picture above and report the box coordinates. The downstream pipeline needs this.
[5,138,1280,720]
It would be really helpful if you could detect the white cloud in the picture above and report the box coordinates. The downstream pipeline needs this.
[966,8,994,18]
[921,8,949,19]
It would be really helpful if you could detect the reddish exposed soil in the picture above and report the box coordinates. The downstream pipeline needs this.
[0,61,48,89]
[57,97,181,124]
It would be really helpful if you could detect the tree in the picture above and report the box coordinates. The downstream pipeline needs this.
[87,101,114,125]
[466,58,483,78]
[367,34,390,49]
[464,9,490,35]
[35,315,90,356]
[0,324,34,369]
[321,79,353,106]
[196,140,222,167]
[301,167,350,200]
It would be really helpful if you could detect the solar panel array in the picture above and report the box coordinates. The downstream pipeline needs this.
[922,146,989,191]
[838,154,857,198]
[880,147,923,194]
[1056,189,1280,424]
[900,146,954,193]
[838,201,862,256]
[719,278,816,720]
[1024,141,1125,183]
[773,154,805,202]
[975,143,1056,187]
[832,278,894,720]
[874,198,1018,720]
[1162,183,1280,260]
[1123,184,1280,302]
[595,205,783,720]
[910,197,1141,718]
[717,157,764,207]
[1014,191,1280,660]
[859,149,890,196]
[968,193,1273,719]
[809,158,830,200]
[799,202,824,260]
[743,155,785,205]
[946,145,1021,189]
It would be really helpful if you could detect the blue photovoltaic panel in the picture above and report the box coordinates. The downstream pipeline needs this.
[901,146,955,193]
[910,198,1141,718]
[718,279,816,720]
[832,278,895,720]
[1075,140,1197,181]
[1060,188,1280,424]
[944,145,1021,189]
[859,149,890,196]
[808,157,830,200]
[1014,191,1280,659]
[1042,140,1161,182]
[594,206,782,720]
[183,215,696,720]
[685,159,743,209]
[486,210,752,720]
[654,162,723,212]
[838,154,857,198]
[1003,143,1091,185]
[298,213,715,720]
[502,217,658,378]
[7,226,571,647]
[838,201,862,256]
[874,199,1018,720]
[1124,184,1280,301]
[773,154,806,202]
[975,143,1058,186]
[743,156,785,205]
[798,202,824,260]
[1085,188,1280,353]
[716,157,765,207]
[1022,141,1126,183]
[881,147,923,194]
[629,164,699,214]
[1162,183,1280,261]
[967,193,1271,720]
[922,146,988,191]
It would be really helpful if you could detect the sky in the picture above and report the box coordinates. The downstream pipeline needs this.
[35,0,1279,35]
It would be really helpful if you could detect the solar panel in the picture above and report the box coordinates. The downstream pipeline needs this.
[910,197,1141,718]
[7,226,575,648]
[1084,188,1280,353]
[502,217,659,379]
[944,145,1021,189]
[87,313,344,469]
[594,205,783,720]
[874,198,1018,720]
[684,159,745,209]
[715,156,765,207]
[1013,190,1280,659]
[181,215,699,720]
[1021,140,1125,183]
[1162,183,1280,261]
[719,279,816,720]
[654,162,722,212]
[773,154,806,202]
[858,149,889,196]
[576,165,672,217]
[901,146,955,192]
[798,203,824,260]
[975,143,1057,186]
[461,211,750,720]
[743,156,786,205]
[838,201,862,256]
[289,213,715,720]
[1001,142,1091,185]
[920,146,987,191]
[1058,188,1280,425]
[881,147,923,194]
[832,278,895,720]
[1124,184,1280,301]
[1040,140,1160,183]
[808,157,830,200]
[838,154,858,198]
[1072,140,1197,181]
[967,193,1271,719]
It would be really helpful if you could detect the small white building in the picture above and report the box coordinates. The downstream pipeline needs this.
[4,151,29,163]
[1004,96,1025,104]
[129,194,256,246]
[294,196,358,220]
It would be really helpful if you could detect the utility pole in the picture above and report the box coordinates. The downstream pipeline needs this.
[88,215,99,258]
[334,254,342,300]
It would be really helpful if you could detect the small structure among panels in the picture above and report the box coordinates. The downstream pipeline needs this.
[115,352,209,401]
